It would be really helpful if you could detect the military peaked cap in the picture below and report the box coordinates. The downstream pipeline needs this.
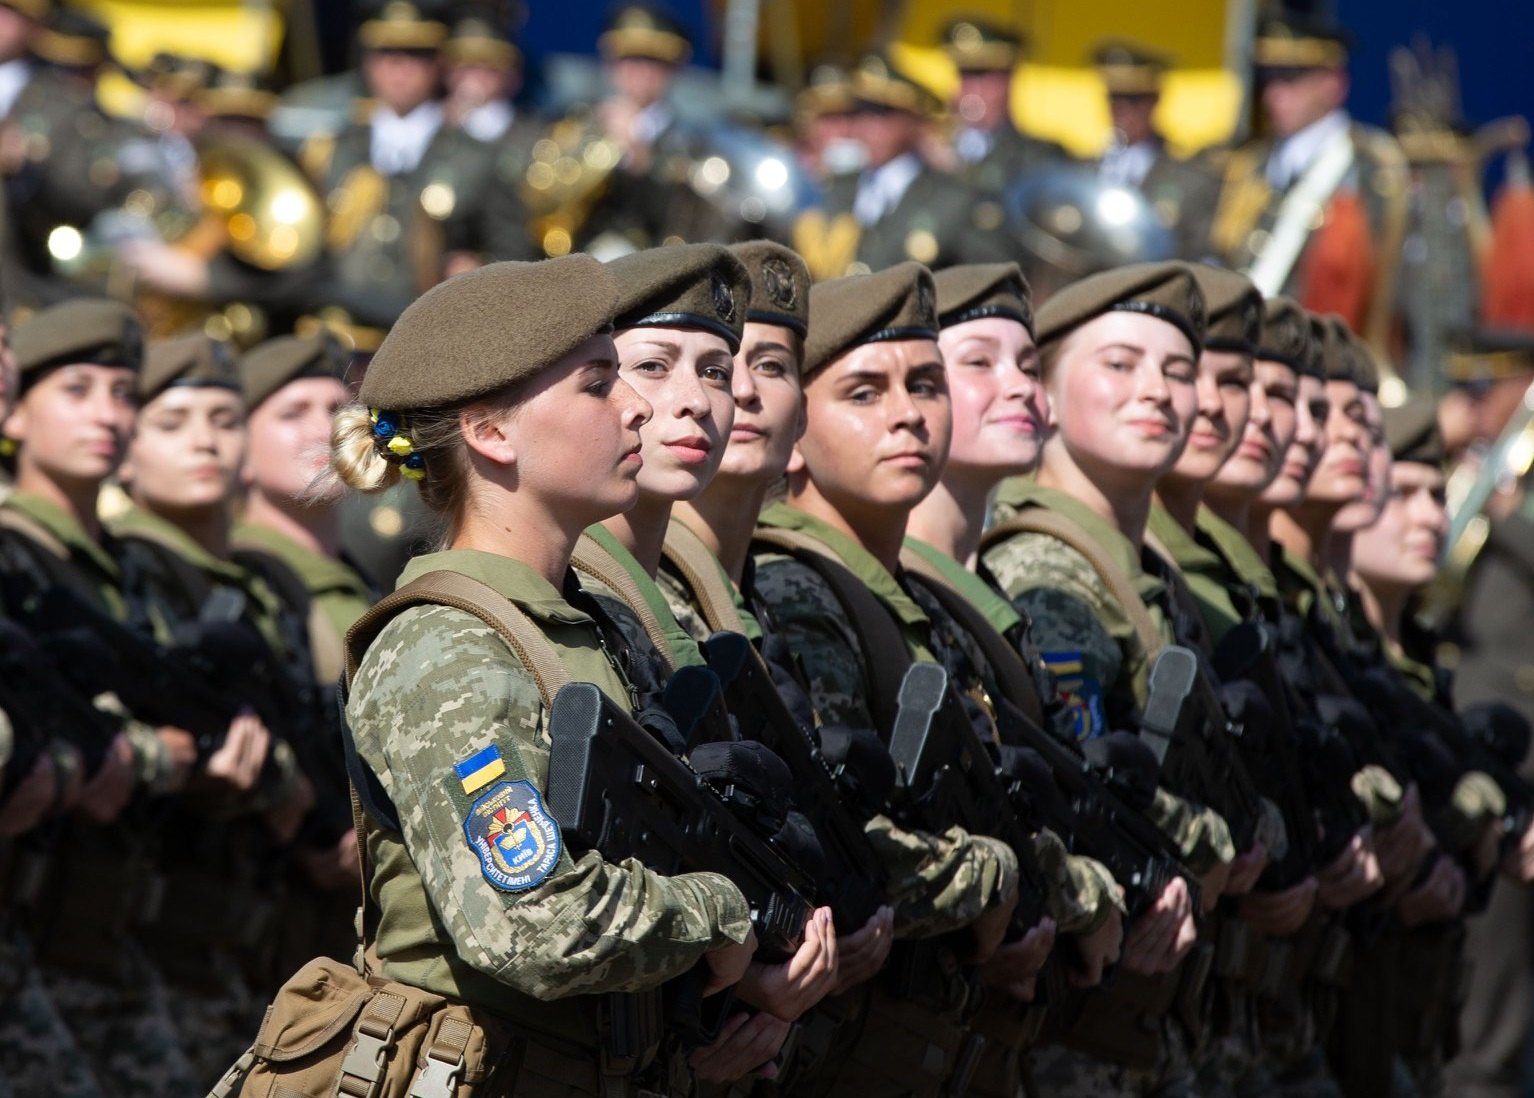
[1093,39,1170,96]
[1034,260,1207,355]
[943,17,1023,73]
[1253,15,1350,72]
[933,262,1034,335]
[139,332,239,402]
[608,244,750,354]
[442,17,519,71]
[1190,266,1263,356]
[803,261,938,378]
[1382,395,1444,466]
[729,240,810,338]
[599,3,690,65]
[850,51,941,116]
[359,256,618,409]
[359,1,448,52]
[13,299,142,382]
[240,332,351,411]
[1444,327,1534,385]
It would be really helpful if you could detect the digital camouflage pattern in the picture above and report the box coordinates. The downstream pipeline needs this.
[654,564,713,646]
[0,925,104,1098]
[348,549,751,1011]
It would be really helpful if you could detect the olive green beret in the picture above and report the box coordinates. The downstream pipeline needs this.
[1316,315,1378,392]
[933,262,1034,336]
[13,298,142,383]
[239,332,350,411]
[1444,327,1534,385]
[729,240,810,338]
[359,256,617,410]
[1034,261,1207,355]
[1382,395,1444,466]
[803,261,939,379]
[1255,296,1312,374]
[608,244,750,354]
[1344,326,1380,394]
[1189,266,1262,356]
[1310,313,1353,384]
[139,332,239,403]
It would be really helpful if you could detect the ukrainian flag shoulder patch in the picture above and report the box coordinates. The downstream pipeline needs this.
[454,744,506,795]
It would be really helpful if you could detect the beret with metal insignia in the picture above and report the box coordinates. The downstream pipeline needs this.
[138,332,239,403]
[359,255,618,410]
[598,3,690,65]
[239,331,351,412]
[803,261,938,379]
[1443,327,1534,385]
[1382,394,1444,467]
[933,262,1034,336]
[359,0,448,52]
[1034,260,1207,356]
[942,17,1023,74]
[13,298,143,384]
[607,243,750,354]
[1189,265,1262,356]
[1254,296,1313,374]
[729,240,810,338]
[1092,39,1171,96]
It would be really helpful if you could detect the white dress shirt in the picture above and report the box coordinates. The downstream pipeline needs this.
[0,59,30,119]
[462,100,513,143]
[852,152,923,227]
[1266,108,1350,191]
[1099,139,1159,188]
[370,101,445,175]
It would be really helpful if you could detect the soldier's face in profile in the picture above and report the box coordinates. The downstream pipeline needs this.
[938,315,1047,484]
[244,376,350,505]
[1168,348,1253,486]
[791,339,951,516]
[6,364,136,487]
[1302,379,1369,507]
[363,48,440,116]
[715,322,803,484]
[1261,372,1327,506]
[1260,67,1345,139]
[1211,359,1297,497]
[1045,312,1197,484]
[1334,391,1390,533]
[614,326,736,504]
[122,386,247,514]
[1353,460,1448,593]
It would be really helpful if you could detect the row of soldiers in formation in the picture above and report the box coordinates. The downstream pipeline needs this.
[0,232,1529,1098]
[0,0,1410,370]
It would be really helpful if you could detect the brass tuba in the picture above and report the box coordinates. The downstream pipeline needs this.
[519,112,624,258]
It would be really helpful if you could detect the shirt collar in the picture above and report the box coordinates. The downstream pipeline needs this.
[1268,108,1350,188]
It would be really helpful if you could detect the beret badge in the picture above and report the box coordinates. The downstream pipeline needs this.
[711,272,737,325]
[761,257,797,310]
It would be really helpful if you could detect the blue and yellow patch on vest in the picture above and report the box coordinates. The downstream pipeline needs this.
[463,780,561,892]
[454,744,506,795]
[1042,650,1105,741]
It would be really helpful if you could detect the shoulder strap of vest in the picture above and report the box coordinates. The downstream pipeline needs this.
[897,546,1045,727]
[0,506,68,561]
[751,525,910,732]
[569,536,678,674]
[660,522,746,636]
[983,507,1165,660]
[1142,531,1215,661]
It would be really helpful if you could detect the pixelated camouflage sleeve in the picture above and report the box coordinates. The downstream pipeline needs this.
[351,605,752,999]
[1033,829,1124,936]
[867,816,1018,939]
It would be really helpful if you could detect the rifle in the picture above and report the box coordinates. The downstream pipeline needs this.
[1139,646,1266,852]
[1461,703,1534,859]
[0,619,123,791]
[543,679,817,1045]
[701,630,889,933]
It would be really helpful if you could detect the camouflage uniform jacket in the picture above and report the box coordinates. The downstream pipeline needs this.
[656,516,762,645]
[752,503,1018,938]
[348,548,751,1029]
[1147,500,1247,648]
[981,479,1235,872]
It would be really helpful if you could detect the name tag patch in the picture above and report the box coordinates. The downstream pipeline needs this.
[463,780,561,892]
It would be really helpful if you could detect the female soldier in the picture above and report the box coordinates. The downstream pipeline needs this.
[329,255,771,1095]
[750,261,1025,1097]
[975,262,1253,1096]
[234,331,374,974]
[0,300,199,1096]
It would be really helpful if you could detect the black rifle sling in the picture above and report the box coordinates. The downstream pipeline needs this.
[750,526,911,736]
[898,546,1046,729]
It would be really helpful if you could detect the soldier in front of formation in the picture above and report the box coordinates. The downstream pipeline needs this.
[939,17,1068,197]
[790,51,1012,281]
[1090,40,1220,261]
[1209,14,1408,352]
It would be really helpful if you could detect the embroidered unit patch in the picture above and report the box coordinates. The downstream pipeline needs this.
[1042,650,1106,740]
[463,780,561,891]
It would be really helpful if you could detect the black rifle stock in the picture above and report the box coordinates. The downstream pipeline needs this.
[702,630,888,932]
[0,620,122,791]
[543,680,816,1045]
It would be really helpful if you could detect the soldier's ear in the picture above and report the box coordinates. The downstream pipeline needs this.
[460,405,517,470]
[786,439,807,476]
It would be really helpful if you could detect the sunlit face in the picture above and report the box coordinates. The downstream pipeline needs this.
[7,364,136,488]
[1166,347,1253,486]
[245,376,350,504]
[1044,311,1198,487]
[938,315,1047,483]
[1353,460,1448,593]
[1211,359,1298,496]
[1261,372,1327,506]
[1333,391,1390,532]
[122,386,247,513]
[1302,378,1369,507]
[614,326,735,503]
[714,322,803,484]
[498,333,651,525]
[794,338,951,516]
